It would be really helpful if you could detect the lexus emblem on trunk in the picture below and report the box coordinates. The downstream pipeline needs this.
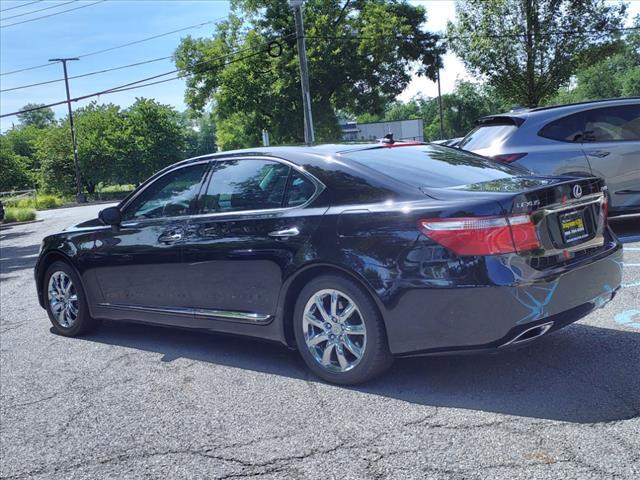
[572,184,583,199]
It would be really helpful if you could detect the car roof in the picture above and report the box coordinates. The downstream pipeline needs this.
[178,142,432,168]
[477,97,640,124]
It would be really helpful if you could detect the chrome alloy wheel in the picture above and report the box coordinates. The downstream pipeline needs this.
[47,271,79,328]
[302,289,367,373]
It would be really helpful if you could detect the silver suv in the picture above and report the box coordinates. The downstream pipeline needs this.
[458,98,640,216]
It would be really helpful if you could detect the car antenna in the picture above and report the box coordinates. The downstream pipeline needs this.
[381,133,394,144]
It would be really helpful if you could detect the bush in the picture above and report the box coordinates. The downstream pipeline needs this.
[3,194,67,210]
[3,207,36,223]
[35,194,67,209]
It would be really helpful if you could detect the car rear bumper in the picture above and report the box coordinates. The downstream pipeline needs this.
[383,238,623,356]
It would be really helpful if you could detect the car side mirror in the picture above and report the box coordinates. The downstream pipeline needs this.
[99,206,122,229]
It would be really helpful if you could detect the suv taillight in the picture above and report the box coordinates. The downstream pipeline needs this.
[418,215,540,256]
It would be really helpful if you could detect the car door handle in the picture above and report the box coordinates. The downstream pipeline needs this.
[268,227,300,238]
[586,150,610,158]
[158,230,183,244]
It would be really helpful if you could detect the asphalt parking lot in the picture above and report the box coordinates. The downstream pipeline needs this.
[1,204,638,480]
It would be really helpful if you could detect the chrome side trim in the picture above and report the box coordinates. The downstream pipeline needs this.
[97,303,192,316]
[194,308,272,324]
[97,303,272,324]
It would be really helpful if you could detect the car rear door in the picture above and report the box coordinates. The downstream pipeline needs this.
[579,104,640,212]
[182,157,326,326]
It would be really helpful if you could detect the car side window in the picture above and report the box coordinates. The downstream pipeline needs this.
[285,170,316,207]
[583,105,640,142]
[122,163,208,221]
[539,112,586,142]
[200,159,290,214]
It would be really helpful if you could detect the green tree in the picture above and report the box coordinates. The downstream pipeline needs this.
[424,81,509,139]
[175,0,443,150]
[549,15,640,104]
[0,135,32,191]
[447,0,628,107]
[74,102,127,193]
[35,103,127,194]
[35,125,76,195]
[3,125,42,178]
[181,110,217,158]
[17,104,56,129]
[122,98,186,185]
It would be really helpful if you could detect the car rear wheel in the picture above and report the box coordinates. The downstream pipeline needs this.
[44,261,100,336]
[293,274,393,384]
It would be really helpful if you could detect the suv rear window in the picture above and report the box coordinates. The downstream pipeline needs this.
[345,146,521,188]
[459,122,519,151]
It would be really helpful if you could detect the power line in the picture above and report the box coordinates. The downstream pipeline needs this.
[0,17,226,76]
[1,0,77,21]
[0,55,172,93]
[304,26,639,42]
[0,0,42,13]
[0,0,105,28]
[0,37,290,118]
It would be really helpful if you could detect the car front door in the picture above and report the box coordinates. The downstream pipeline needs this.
[86,162,210,324]
[579,105,640,212]
[182,158,326,327]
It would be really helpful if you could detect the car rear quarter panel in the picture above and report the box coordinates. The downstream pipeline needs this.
[309,200,623,355]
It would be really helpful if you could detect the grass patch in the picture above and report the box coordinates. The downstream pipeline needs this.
[4,194,68,210]
[3,207,36,223]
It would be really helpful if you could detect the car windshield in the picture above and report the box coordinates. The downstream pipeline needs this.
[344,145,523,189]
[459,124,518,151]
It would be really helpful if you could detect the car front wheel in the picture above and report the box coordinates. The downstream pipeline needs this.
[293,274,393,384]
[44,261,100,336]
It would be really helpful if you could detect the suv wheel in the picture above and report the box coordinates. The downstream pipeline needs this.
[293,274,393,384]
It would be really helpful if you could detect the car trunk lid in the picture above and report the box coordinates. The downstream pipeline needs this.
[422,176,608,260]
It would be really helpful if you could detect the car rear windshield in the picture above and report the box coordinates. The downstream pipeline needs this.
[344,146,522,188]
[458,124,518,150]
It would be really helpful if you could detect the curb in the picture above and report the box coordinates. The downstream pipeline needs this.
[0,219,44,229]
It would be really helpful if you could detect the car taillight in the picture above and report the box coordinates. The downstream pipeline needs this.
[418,214,540,256]
[491,153,527,163]
[602,195,609,223]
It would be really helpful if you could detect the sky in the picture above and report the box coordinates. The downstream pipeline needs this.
[0,0,638,132]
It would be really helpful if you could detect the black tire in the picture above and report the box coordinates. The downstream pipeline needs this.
[293,274,393,384]
[43,261,100,336]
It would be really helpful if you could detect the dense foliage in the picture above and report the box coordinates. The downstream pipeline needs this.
[174,0,444,150]
[548,15,640,105]
[1,0,636,195]
[1,100,215,195]
[447,0,628,107]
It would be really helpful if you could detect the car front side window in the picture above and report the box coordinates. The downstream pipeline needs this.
[200,159,290,214]
[122,163,209,221]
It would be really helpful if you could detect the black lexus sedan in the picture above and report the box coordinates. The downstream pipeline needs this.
[35,143,622,384]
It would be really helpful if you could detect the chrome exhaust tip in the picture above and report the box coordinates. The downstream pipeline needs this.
[500,321,554,348]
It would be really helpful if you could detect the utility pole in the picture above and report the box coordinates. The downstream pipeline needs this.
[436,67,444,141]
[289,0,315,145]
[49,57,85,203]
